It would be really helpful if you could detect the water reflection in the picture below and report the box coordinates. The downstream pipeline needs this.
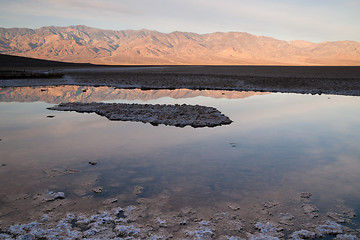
[0,85,268,104]
[0,87,360,231]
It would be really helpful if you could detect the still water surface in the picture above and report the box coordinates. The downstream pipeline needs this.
[0,86,360,226]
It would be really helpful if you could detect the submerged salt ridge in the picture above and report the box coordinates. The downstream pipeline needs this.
[48,102,233,128]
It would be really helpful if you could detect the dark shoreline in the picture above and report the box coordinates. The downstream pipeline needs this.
[0,70,64,79]
[1,53,360,96]
[1,66,359,96]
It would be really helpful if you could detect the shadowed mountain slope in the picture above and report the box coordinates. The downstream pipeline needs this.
[0,53,93,68]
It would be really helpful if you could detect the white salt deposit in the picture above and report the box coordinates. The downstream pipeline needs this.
[316,221,343,235]
[43,191,65,202]
[335,234,358,240]
[247,221,284,239]
[291,229,316,240]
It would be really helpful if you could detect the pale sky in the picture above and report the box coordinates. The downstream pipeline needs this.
[0,0,359,42]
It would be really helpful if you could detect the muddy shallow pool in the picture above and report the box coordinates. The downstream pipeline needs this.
[0,86,360,238]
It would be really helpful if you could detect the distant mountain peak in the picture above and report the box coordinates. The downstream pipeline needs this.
[0,25,359,65]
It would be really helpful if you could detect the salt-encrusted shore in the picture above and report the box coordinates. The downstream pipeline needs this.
[1,192,358,239]
[48,102,233,128]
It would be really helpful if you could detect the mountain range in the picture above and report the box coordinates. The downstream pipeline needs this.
[1,25,359,65]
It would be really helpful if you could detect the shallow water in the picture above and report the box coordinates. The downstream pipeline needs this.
[1,85,360,231]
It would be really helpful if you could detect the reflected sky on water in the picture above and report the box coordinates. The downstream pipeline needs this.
[1,86,360,221]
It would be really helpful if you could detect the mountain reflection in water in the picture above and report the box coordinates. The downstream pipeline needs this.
[0,85,268,104]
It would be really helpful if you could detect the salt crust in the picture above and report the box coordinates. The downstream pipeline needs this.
[48,102,233,128]
[1,190,358,239]
[1,207,359,239]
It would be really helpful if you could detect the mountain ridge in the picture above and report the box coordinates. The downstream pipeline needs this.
[1,25,359,66]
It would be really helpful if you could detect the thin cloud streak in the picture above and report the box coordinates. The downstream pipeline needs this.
[2,0,131,19]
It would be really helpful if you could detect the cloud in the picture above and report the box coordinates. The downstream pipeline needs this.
[47,0,134,15]
[1,0,133,22]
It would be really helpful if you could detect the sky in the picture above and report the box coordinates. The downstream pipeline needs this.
[0,0,359,42]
